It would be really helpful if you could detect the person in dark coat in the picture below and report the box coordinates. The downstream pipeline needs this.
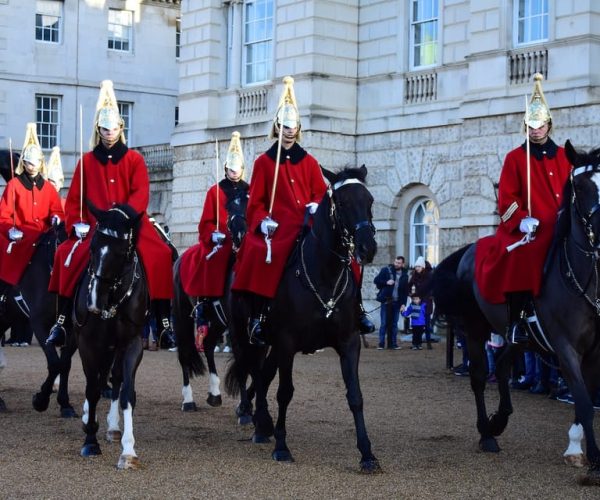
[373,256,408,350]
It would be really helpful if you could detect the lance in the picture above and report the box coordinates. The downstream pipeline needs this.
[6,138,23,253]
[264,109,285,264]
[206,138,225,260]
[525,95,531,216]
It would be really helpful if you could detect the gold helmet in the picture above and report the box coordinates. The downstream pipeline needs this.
[269,76,302,141]
[224,131,245,177]
[16,123,46,175]
[524,73,552,131]
[89,80,126,148]
[46,146,64,191]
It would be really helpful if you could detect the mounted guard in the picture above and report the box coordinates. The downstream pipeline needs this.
[46,80,175,347]
[0,123,63,314]
[474,74,572,343]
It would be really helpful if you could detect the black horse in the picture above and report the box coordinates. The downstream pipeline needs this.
[225,165,380,473]
[432,140,600,485]
[74,203,147,469]
[173,194,248,411]
[0,149,77,417]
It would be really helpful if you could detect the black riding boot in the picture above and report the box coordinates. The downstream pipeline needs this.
[154,299,176,350]
[0,279,10,316]
[358,298,375,334]
[248,295,269,346]
[506,291,530,344]
[46,296,73,347]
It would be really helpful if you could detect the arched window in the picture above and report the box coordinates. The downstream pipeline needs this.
[409,197,439,266]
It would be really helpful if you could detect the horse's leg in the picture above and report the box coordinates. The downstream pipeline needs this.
[271,350,295,462]
[181,367,197,411]
[488,344,514,438]
[80,372,102,457]
[204,325,223,407]
[117,335,142,470]
[32,343,61,413]
[564,421,586,468]
[338,334,381,473]
[250,349,274,443]
[234,373,253,426]
[56,338,78,418]
[106,360,123,443]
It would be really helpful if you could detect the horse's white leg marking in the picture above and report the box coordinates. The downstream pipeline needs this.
[209,373,221,396]
[107,399,120,432]
[182,384,194,404]
[82,399,89,425]
[563,423,585,467]
[0,346,6,371]
[53,375,60,392]
[121,403,137,457]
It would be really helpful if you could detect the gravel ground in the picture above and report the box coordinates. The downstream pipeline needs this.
[0,336,598,500]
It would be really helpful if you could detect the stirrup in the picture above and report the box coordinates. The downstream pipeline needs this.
[158,318,176,349]
[248,317,267,346]
[509,321,529,344]
[46,314,67,347]
[359,312,375,334]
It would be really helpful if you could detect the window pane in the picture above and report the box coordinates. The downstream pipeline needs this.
[410,198,439,266]
[244,0,273,84]
[410,0,438,68]
[118,102,132,144]
[35,1,61,43]
[36,95,60,149]
[108,9,132,52]
[517,0,548,44]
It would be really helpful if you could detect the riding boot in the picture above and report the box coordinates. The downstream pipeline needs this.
[358,300,375,334]
[506,291,530,344]
[46,296,73,347]
[194,298,209,352]
[0,279,10,316]
[248,295,269,346]
[153,299,176,350]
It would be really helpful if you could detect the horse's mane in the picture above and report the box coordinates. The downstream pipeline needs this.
[100,203,142,239]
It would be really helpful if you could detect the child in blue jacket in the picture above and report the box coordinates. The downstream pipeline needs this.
[401,295,427,350]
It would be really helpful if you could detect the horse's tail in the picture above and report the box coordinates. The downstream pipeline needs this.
[431,244,475,319]
[224,291,254,398]
[224,358,241,397]
[173,258,205,377]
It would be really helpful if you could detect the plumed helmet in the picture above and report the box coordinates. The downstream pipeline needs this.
[524,73,552,131]
[89,80,126,148]
[269,76,302,141]
[46,146,64,191]
[16,123,46,175]
[225,131,245,176]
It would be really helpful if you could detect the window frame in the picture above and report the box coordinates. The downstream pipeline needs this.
[176,17,181,59]
[513,0,549,47]
[35,94,61,150]
[108,8,133,53]
[35,0,62,44]
[117,102,132,144]
[409,0,439,70]
[242,0,274,86]
[409,197,439,267]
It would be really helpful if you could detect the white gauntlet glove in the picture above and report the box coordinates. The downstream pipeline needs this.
[8,227,23,241]
[73,222,90,239]
[211,231,226,245]
[305,202,318,215]
[260,217,278,237]
[519,216,539,235]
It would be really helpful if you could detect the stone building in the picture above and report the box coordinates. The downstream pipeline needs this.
[0,0,181,223]
[173,0,600,299]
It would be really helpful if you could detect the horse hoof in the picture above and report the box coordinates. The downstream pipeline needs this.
[81,443,102,457]
[479,437,501,453]
[182,402,198,412]
[360,458,382,474]
[238,414,253,426]
[272,450,294,462]
[106,429,122,443]
[252,433,271,444]
[32,393,50,412]
[117,454,141,470]
[564,453,587,468]
[60,406,78,418]
[206,394,222,407]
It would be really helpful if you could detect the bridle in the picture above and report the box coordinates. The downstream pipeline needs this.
[301,177,375,318]
[85,209,140,320]
[562,164,600,315]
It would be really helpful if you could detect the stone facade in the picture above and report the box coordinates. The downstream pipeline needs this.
[173,1,600,301]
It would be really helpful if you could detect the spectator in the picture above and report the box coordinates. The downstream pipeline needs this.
[373,256,407,350]
[408,256,434,349]
[401,294,427,350]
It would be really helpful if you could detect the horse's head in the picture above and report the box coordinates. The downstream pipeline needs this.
[322,165,377,264]
[226,193,249,250]
[86,201,143,318]
[564,140,600,250]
